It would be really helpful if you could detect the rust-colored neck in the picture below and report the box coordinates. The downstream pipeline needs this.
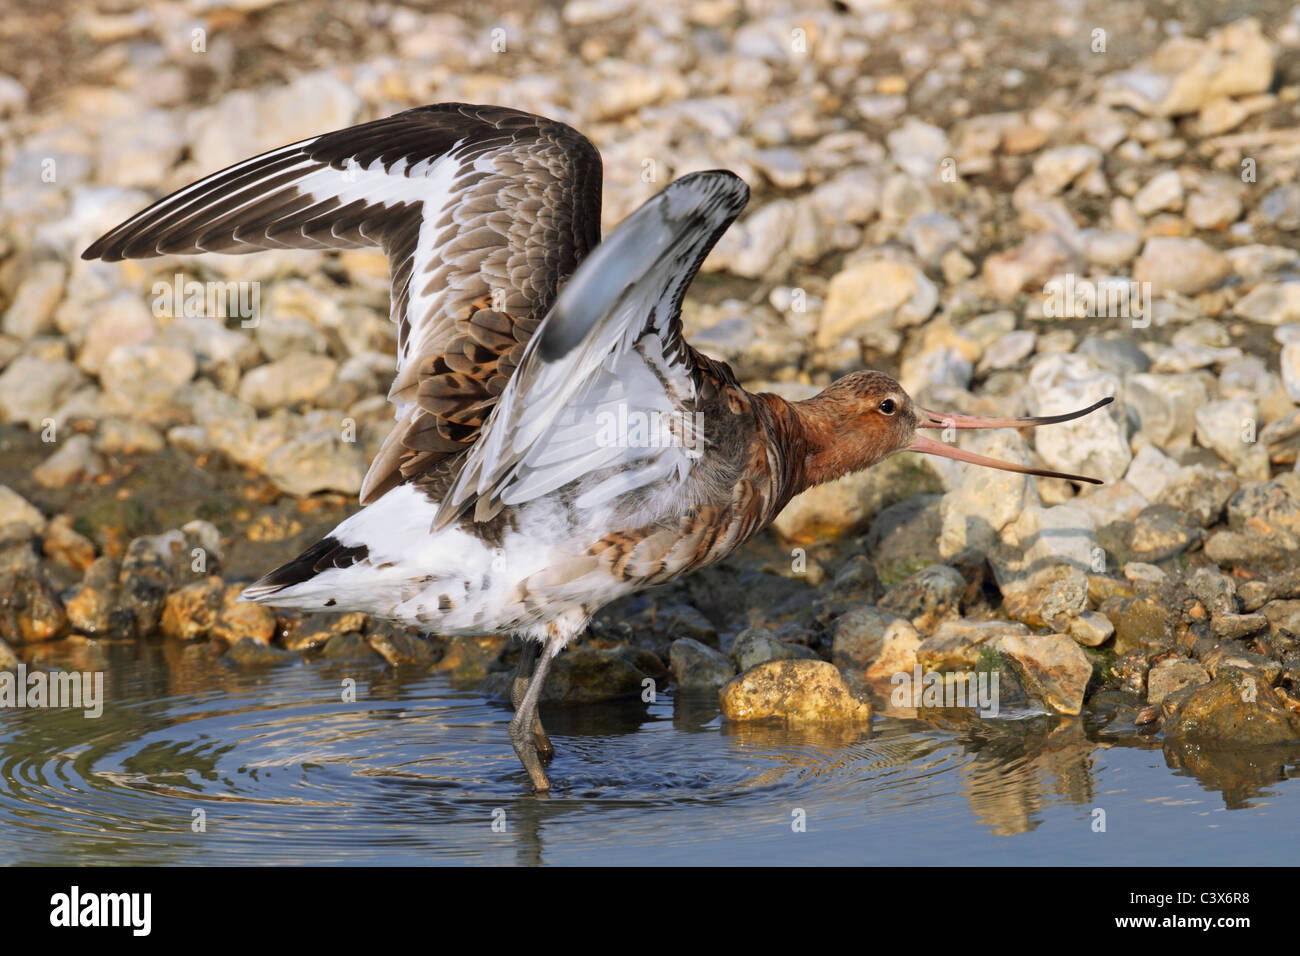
[761,391,897,495]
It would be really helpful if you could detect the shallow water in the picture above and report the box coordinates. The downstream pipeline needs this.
[2,641,1298,866]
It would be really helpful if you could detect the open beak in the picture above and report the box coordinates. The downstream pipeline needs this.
[908,396,1114,485]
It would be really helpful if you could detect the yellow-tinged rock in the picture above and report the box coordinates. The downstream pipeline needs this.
[719,660,872,724]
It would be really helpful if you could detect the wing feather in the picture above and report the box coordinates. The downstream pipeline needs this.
[82,103,603,503]
[433,170,749,528]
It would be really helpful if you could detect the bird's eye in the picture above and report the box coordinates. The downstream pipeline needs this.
[879,398,897,415]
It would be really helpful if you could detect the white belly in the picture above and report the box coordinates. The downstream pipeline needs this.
[257,483,630,636]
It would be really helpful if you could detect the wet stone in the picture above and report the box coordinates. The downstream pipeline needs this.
[996,633,1093,715]
[320,631,383,662]
[830,607,893,670]
[64,556,123,636]
[1147,657,1210,705]
[718,660,872,724]
[918,618,1029,672]
[226,638,297,667]
[429,634,508,682]
[0,570,68,644]
[542,646,657,704]
[862,617,923,687]
[367,628,436,666]
[115,533,183,638]
[1163,672,1300,746]
[276,611,368,653]
[159,576,225,641]
[669,637,736,691]
[210,588,276,646]
[1114,651,1150,697]
[1199,644,1281,684]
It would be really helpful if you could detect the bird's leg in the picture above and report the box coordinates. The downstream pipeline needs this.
[509,633,562,792]
[511,639,553,760]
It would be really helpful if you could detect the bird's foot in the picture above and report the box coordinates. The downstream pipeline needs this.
[512,674,554,763]
[508,709,551,792]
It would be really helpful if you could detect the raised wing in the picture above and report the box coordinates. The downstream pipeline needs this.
[82,103,603,503]
[434,170,750,528]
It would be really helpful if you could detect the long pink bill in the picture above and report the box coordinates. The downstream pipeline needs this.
[908,395,1115,485]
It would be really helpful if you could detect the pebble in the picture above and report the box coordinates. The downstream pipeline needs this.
[0,486,47,534]
[886,119,950,180]
[1235,282,1300,326]
[729,627,819,673]
[33,435,107,489]
[1128,504,1203,562]
[937,430,1037,557]
[2,262,67,341]
[237,354,339,411]
[816,259,937,353]
[265,430,368,496]
[1133,237,1231,295]
[877,564,964,631]
[1032,145,1101,194]
[1193,398,1270,479]
[997,633,1093,715]
[668,637,735,690]
[1027,355,1130,482]
[1132,170,1183,216]
[0,357,87,430]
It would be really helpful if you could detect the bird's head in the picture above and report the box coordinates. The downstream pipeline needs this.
[793,370,1113,486]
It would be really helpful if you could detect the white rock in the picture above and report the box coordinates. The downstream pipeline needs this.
[1235,282,1300,325]
[887,118,950,180]
[0,356,87,429]
[817,260,937,352]
[1133,237,1231,294]
[1027,354,1131,482]
[1125,443,1181,498]
[237,354,338,410]
[1031,145,1101,194]
[1132,170,1184,215]
[938,430,1039,558]
[1194,398,1270,479]
[2,262,66,341]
